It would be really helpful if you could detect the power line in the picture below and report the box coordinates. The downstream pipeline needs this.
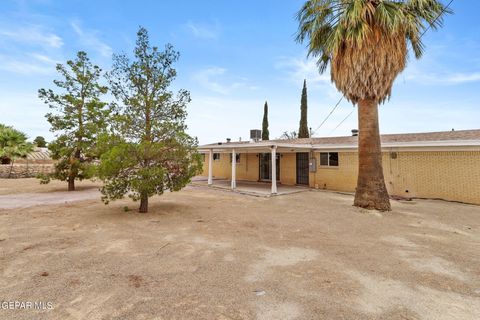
[311,95,343,135]
[329,107,355,135]
[311,0,453,136]
[420,0,454,38]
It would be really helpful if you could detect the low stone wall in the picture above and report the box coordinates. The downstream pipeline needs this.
[0,164,54,178]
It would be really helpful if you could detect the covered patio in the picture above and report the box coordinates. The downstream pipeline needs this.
[191,178,310,197]
[199,141,314,195]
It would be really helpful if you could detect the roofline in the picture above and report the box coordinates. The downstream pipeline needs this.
[198,139,480,152]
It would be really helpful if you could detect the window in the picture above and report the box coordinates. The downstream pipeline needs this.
[229,153,241,163]
[213,153,221,161]
[319,152,339,167]
[320,153,329,166]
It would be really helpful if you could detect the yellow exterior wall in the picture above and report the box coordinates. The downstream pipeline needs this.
[383,151,480,205]
[311,151,480,205]
[280,153,296,185]
[312,152,357,192]
[201,152,259,181]
[201,150,480,205]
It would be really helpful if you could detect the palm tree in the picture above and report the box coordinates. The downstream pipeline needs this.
[296,0,450,211]
[0,124,33,177]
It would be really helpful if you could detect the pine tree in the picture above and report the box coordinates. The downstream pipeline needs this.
[262,101,269,140]
[38,51,109,191]
[99,27,202,213]
[298,79,309,138]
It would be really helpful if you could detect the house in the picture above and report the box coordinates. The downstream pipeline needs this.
[198,129,480,205]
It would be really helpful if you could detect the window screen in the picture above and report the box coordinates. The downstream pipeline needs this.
[320,153,329,166]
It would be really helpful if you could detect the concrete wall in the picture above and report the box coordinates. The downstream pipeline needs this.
[201,150,480,205]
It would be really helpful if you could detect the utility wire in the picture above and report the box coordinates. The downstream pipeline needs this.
[419,0,454,38]
[311,0,453,137]
[329,107,355,135]
[311,95,343,135]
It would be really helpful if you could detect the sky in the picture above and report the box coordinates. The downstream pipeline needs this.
[0,0,479,145]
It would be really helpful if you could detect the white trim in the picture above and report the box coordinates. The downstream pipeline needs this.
[271,146,277,194]
[199,140,480,153]
[208,149,213,185]
[231,148,236,190]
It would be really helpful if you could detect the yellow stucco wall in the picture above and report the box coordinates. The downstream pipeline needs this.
[201,150,480,205]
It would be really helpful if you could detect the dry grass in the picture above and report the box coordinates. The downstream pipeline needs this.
[0,179,479,319]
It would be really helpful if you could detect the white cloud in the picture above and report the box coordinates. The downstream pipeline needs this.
[0,25,63,48]
[185,21,220,40]
[187,95,264,144]
[192,67,257,95]
[403,69,480,85]
[275,56,330,84]
[274,56,341,99]
[0,52,58,75]
[70,19,112,58]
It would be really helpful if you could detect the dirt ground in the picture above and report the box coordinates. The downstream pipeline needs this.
[0,179,479,320]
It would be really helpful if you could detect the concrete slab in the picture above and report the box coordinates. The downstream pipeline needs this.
[191,178,310,197]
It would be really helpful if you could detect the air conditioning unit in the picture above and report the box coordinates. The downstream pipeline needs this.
[250,129,262,142]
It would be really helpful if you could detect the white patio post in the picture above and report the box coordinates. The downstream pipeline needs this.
[271,146,277,194]
[231,148,236,189]
[208,149,213,185]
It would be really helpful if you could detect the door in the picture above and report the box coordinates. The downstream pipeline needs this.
[259,153,280,181]
[296,152,309,185]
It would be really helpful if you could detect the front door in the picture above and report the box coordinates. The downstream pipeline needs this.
[296,152,309,185]
[259,153,280,181]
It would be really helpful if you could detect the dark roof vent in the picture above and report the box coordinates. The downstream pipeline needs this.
[250,129,261,142]
[226,138,231,143]
[351,129,359,136]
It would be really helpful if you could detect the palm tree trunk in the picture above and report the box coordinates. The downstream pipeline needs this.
[139,193,148,213]
[8,159,14,178]
[354,99,391,211]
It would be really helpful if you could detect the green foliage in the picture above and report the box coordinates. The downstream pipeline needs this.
[99,27,202,213]
[38,51,109,190]
[296,0,450,72]
[298,79,309,138]
[33,136,47,147]
[262,101,269,141]
[0,124,33,164]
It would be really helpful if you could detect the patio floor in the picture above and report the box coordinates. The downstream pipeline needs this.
[191,177,311,197]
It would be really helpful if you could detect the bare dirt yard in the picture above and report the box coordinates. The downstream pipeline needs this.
[0,178,479,320]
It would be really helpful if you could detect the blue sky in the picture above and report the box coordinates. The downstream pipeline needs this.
[0,0,479,144]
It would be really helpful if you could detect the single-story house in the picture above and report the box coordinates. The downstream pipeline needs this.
[198,129,480,205]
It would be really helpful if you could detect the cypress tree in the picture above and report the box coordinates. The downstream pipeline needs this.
[262,101,269,140]
[298,79,309,138]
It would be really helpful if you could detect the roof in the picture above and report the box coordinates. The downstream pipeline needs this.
[274,129,480,145]
[27,147,52,160]
[199,129,480,151]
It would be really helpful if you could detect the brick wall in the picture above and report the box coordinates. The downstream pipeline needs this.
[201,150,480,205]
